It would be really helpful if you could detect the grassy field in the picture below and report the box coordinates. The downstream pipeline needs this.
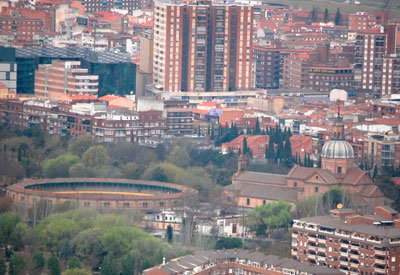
[266,0,400,16]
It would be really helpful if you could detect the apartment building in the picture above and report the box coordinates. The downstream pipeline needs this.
[353,26,397,96]
[35,60,99,100]
[0,15,43,45]
[144,249,343,275]
[381,55,400,96]
[367,134,400,170]
[152,0,253,93]
[282,53,313,90]
[0,62,17,92]
[163,99,193,136]
[252,47,280,89]
[291,206,400,275]
[308,66,353,93]
[82,0,140,13]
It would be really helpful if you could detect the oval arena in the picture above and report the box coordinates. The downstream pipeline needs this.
[6,178,198,211]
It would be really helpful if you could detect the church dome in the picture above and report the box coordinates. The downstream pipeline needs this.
[321,140,354,159]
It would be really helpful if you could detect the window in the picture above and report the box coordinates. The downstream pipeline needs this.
[294,182,297,187]
[337,166,342,174]
[263,200,266,205]
[315,187,319,193]
[247,198,250,205]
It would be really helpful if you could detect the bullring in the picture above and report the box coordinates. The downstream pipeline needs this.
[6,178,198,211]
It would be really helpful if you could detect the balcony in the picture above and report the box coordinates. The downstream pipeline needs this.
[307,254,317,260]
[317,247,326,253]
[350,244,359,250]
[291,249,297,256]
[374,267,386,274]
[318,238,326,244]
[292,232,298,238]
[291,242,298,247]
[340,243,349,249]
[317,256,326,262]
[350,254,359,260]
[340,261,348,266]
[350,262,359,268]
[375,258,386,265]
[349,271,358,275]
[308,246,317,251]
[375,249,387,256]
[340,252,348,257]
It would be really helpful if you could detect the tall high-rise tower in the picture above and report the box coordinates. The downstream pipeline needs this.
[152,0,253,93]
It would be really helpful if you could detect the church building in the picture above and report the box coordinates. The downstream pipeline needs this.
[223,112,386,213]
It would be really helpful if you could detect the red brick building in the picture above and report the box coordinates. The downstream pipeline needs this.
[292,206,400,275]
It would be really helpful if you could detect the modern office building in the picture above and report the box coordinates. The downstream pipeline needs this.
[153,0,253,93]
[291,206,400,275]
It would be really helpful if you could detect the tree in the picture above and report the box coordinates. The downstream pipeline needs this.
[215,238,243,249]
[68,162,95,178]
[9,254,25,275]
[100,256,118,275]
[121,162,145,180]
[60,239,73,260]
[32,251,45,271]
[82,146,110,169]
[324,8,329,23]
[373,165,378,178]
[48,256,61,275]
[122,253,136,275]
[255,118,261,134]
[166,225,173,243]
[242,137,248,154]
[167,146,190,168]
[150,167,168,182]
[247,201,292,236]
[322,186,352,213]
[68,256,81,270]
[42,154,80,178]
[62,268,92,275]
[155,144,166,161]
[0,212,22,256]
[284,137,292,160]
[0,257,6,275]
[311,7,318,22]
[68,136,95,157]
[335,8,341,25]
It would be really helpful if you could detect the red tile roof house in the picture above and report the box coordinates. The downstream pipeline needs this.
[221,135,269,159]
[290,134,313,161]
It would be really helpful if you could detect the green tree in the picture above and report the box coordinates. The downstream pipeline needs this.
[62,268,92,275]
[166,225,173,243]
[0,257,6,275]
[48,256,61,275]
[121,162,145,180]
[150,167,168,182]
[101,256,118,275]
[167,146,190,168]
[322,186,352,213]
[215,238,242,249]
[255,118,260,134]
[9,254,25,275]
[155,144,166,161]
[42,154,80,178]
[311,7,318,22]
[243,137,248,154]
[247,201,292,236]
[284,137,292,160]
[32,251,45,271]
[0,212,22,256]
[68,136,95,157]
[122,253,136,275]
[324,8,329,22]
[335,8,341,25]
[60,240,73,260]
[82,146,110,169]
[69,162,95,178]
[68,256,81,269]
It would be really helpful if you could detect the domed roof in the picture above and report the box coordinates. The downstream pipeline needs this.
[321,140,354,159]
